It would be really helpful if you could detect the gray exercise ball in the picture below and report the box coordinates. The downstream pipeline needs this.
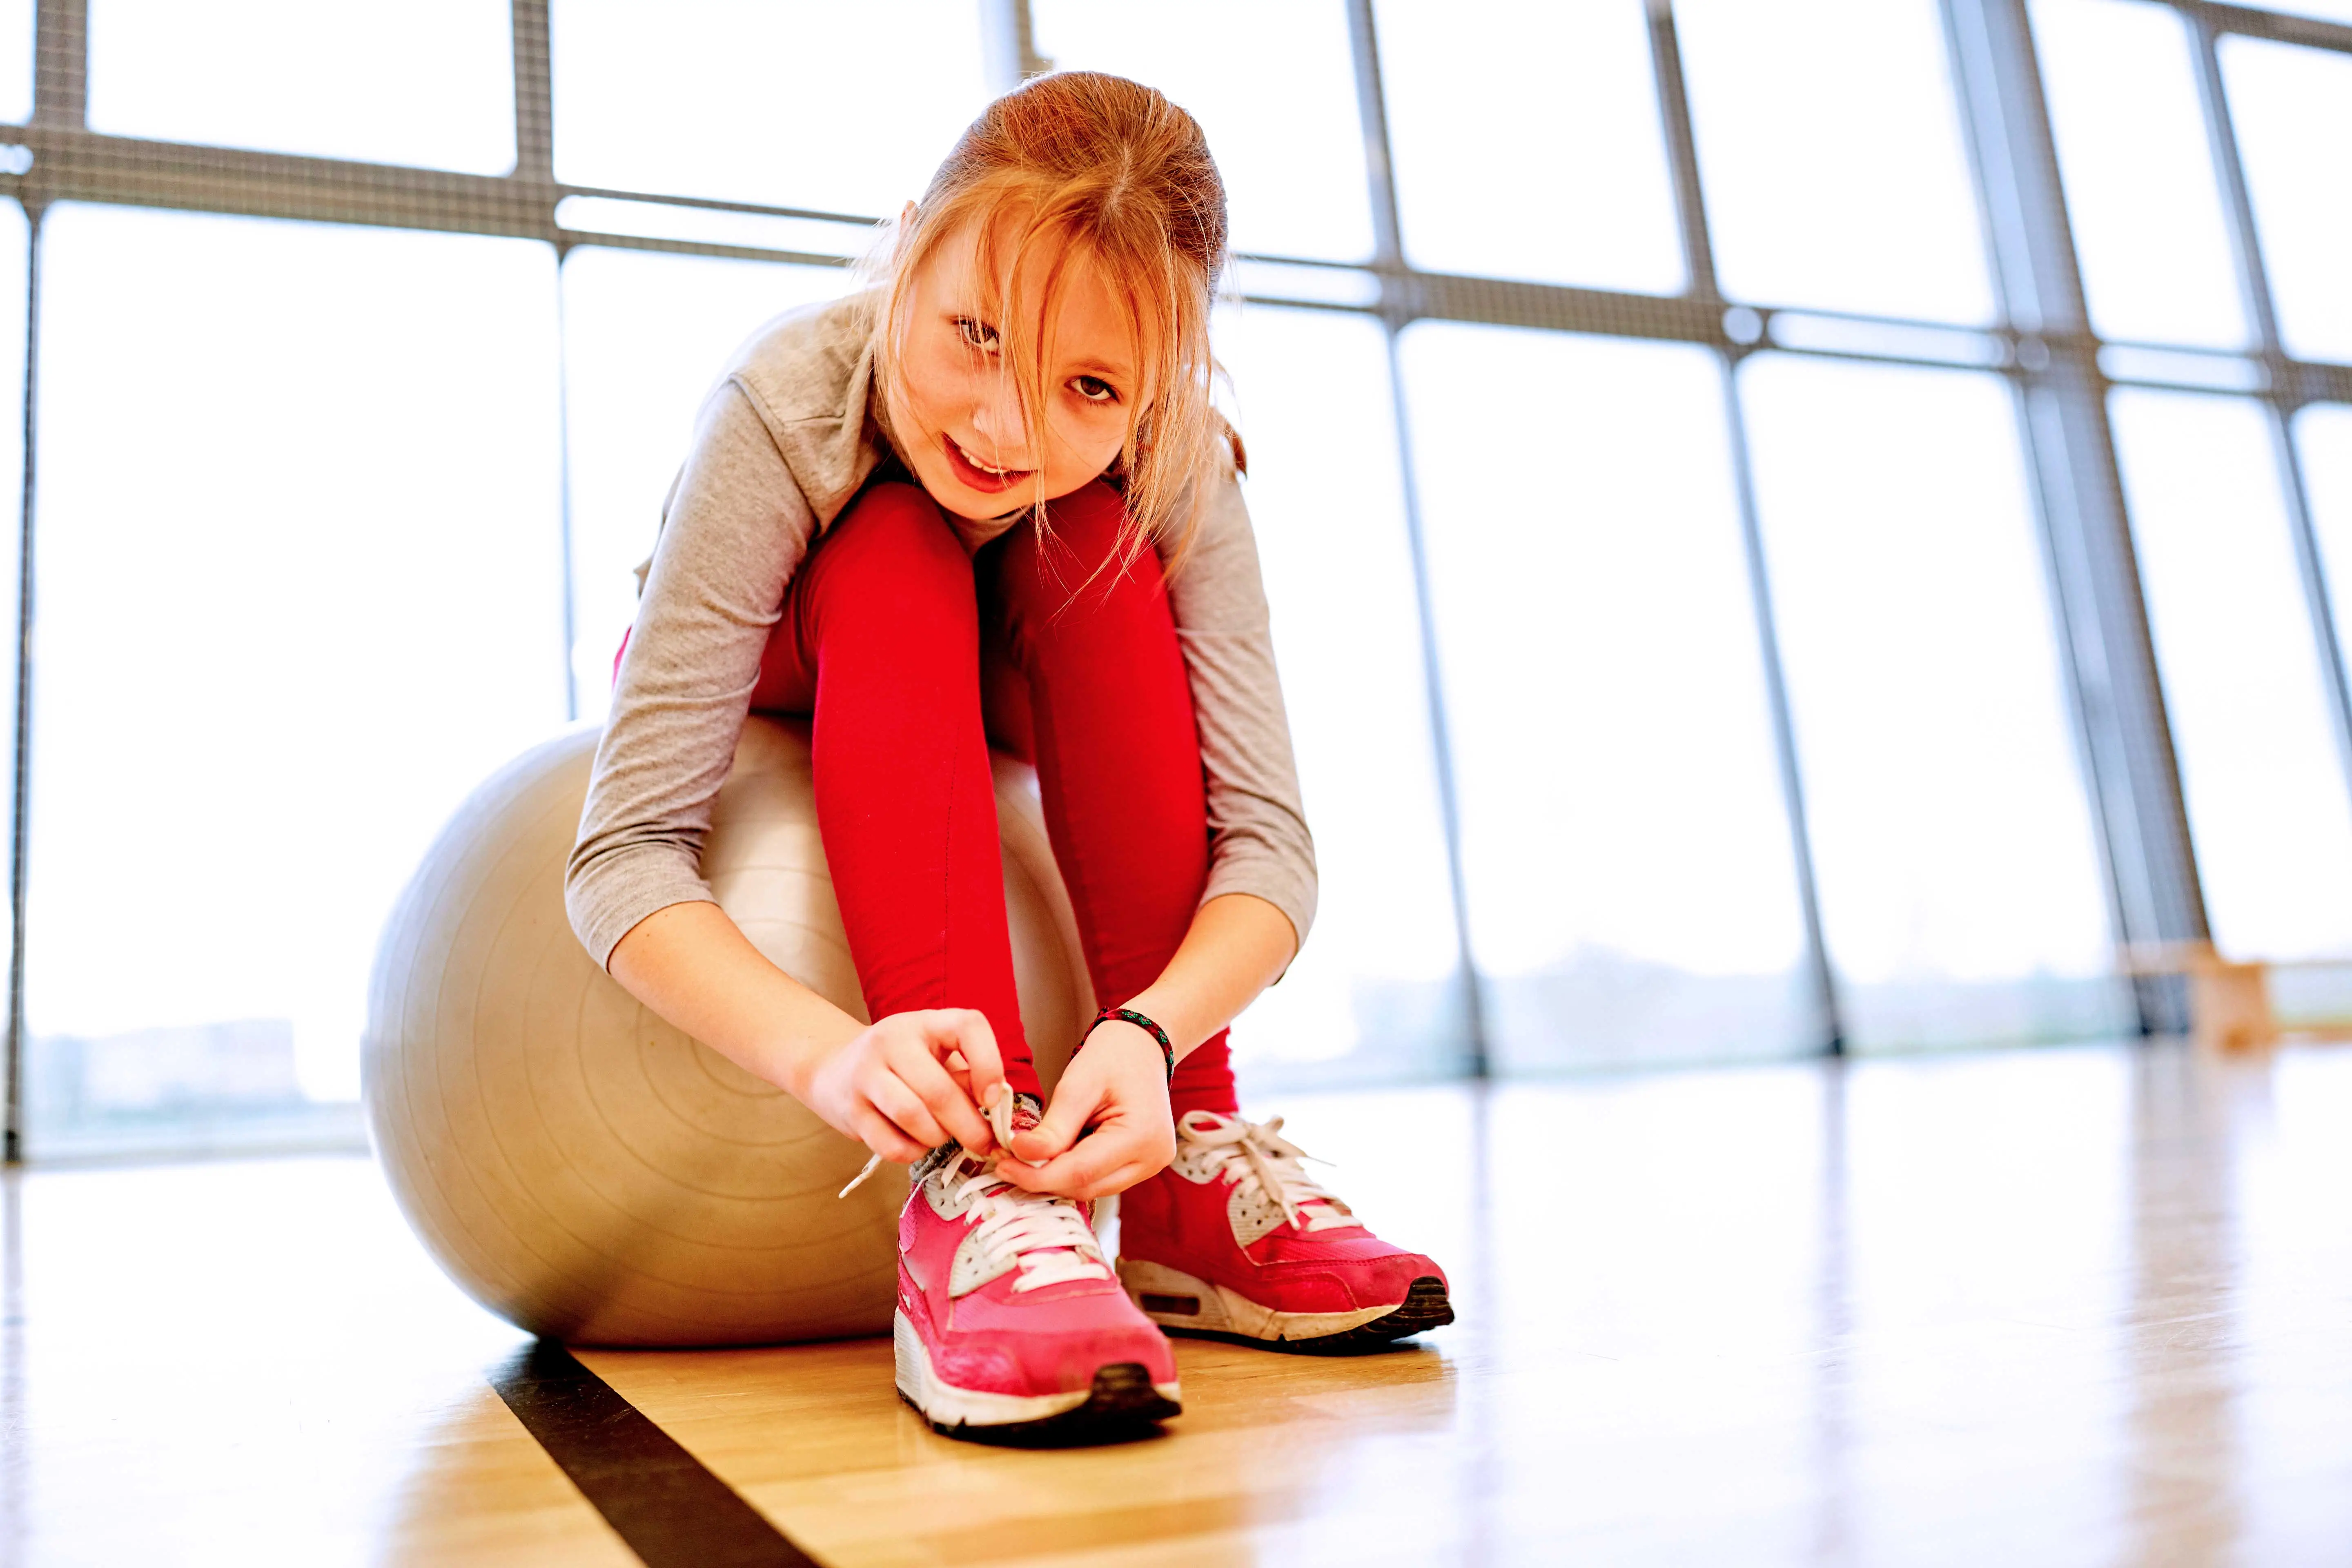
[363,717,1094,1347]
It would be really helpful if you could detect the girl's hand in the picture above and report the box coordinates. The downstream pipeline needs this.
[795,1009,1007,1164]
[993,1020,1174,1200]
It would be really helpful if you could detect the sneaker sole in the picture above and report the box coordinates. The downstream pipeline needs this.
[1118,1260,1455,1354]
[892,1309,1181,1442]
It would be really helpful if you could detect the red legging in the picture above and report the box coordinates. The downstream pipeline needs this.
[746,478,1238,1116]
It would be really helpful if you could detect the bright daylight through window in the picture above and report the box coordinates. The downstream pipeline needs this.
[3,0,2350,1158]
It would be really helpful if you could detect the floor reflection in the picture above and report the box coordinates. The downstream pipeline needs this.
[4,1178,24,1568]
[1810,1059,1854,1568]
[2125,1045,2243,1567]
[7,1045,2351,1566]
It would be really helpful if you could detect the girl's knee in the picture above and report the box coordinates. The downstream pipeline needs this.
[1040,480,1129,564]
[823,483,972,604]
[1005,481,1154,603]
[791,483,985,666]
[834,482,961,559]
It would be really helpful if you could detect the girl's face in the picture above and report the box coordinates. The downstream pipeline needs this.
[885,218,1150,522]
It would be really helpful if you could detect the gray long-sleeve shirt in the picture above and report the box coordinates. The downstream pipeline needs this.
[565,289,1318,970]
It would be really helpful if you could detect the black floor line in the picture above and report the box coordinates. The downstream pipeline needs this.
[490,1339,821,1568]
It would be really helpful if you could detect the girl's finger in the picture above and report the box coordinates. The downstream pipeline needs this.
[932,1010,1007,1111]
[1010,1075,1099,1165]
[866,1074,950,1152]
[886,1038,993,1152]
[850,1105,929,1164]
[998,1125,1135,1197]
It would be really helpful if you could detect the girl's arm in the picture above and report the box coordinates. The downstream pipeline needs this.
[997,891,1296,1198]
[995,472,1315,1199]
[575,372,1004,1163]
[610,901,1009,1160]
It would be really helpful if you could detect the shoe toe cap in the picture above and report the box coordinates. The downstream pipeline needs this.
[1254,1240,1449,1312]
[942,1290,1178,1396]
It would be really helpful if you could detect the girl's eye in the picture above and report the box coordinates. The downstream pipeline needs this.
[956,316,999,352]
[1071,376,1118,404]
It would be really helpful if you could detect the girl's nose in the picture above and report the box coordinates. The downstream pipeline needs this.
[968,381,1031,462]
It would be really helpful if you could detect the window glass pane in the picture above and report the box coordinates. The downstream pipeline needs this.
[2218,38,2352,363]
[2029,0,2248,350]
[2288,403,2352,1022]
[2301,405,2352,640]
[561,248,847,711]
[1740,355,2125,1050]
[1675,0,1996,324]
[25,207,565,1156]
[552,1,988,216]
[0,201,24,973]
[1213,306,1464,1086]
[1401,324,1815,1070]
[87,0,514,173]
[2111,388,2352,961]
[1030,0,1374,262]
[1374,0,1683,294]
[0,0,29,123]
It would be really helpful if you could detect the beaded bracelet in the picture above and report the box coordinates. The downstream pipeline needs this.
[1089,1007,1175,1080]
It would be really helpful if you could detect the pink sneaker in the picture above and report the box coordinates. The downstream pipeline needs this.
[1117,1111,1453,1354]
[894,1100,1180,1442]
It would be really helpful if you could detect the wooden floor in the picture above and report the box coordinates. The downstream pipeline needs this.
[5,1040,2349,1566]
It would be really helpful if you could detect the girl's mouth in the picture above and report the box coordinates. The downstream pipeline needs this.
[942,433,1033,494]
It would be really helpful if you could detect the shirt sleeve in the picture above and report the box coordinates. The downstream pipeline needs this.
[1162,470,1320,956]
[565,381,819,969]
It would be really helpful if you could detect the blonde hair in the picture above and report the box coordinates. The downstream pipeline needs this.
[870,71,1238,574]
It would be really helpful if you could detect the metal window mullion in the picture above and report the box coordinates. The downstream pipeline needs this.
[2159,0,2352,56]
[512,0,555,181]
[1934,0,2143,993]
[2,208,35,1167]
[1644,0,1717,304]
[2184,14,2352,813]
[512,0,577,721]
[9,2,86,1160]
[979,0,1051,95]
[32,0,83,131]
[1942,0,2205,1034]
[1343,0,1488,1076]
[1649,0,1846,1055]
[1713,368,1845,1055]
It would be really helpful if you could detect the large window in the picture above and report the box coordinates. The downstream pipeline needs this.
[2111,390,2352,965]
[1405,326,1815,1069]
[1374,0,1683,294]
[2031,0,2248,350]
[87,0,516,172]
[1215,307,1464,1085]
[550,1,991,217]
[6,0,2352,1156]
[1675,0,1996,323]
[560,249,844,711]
[24,207,566,1156]
[1741,356,2127,1049]
[2220,37,2352,363]
[0,0,28,124]
[1029,0,1374,263]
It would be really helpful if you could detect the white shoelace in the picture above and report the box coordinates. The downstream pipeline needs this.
[838,1085,1109,1293]
[1180,1112,1356,1234]
[941,1158,1111,1293]
[838,1080,1019,1199]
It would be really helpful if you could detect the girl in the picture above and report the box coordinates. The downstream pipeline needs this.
[568,71,1449,1443]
